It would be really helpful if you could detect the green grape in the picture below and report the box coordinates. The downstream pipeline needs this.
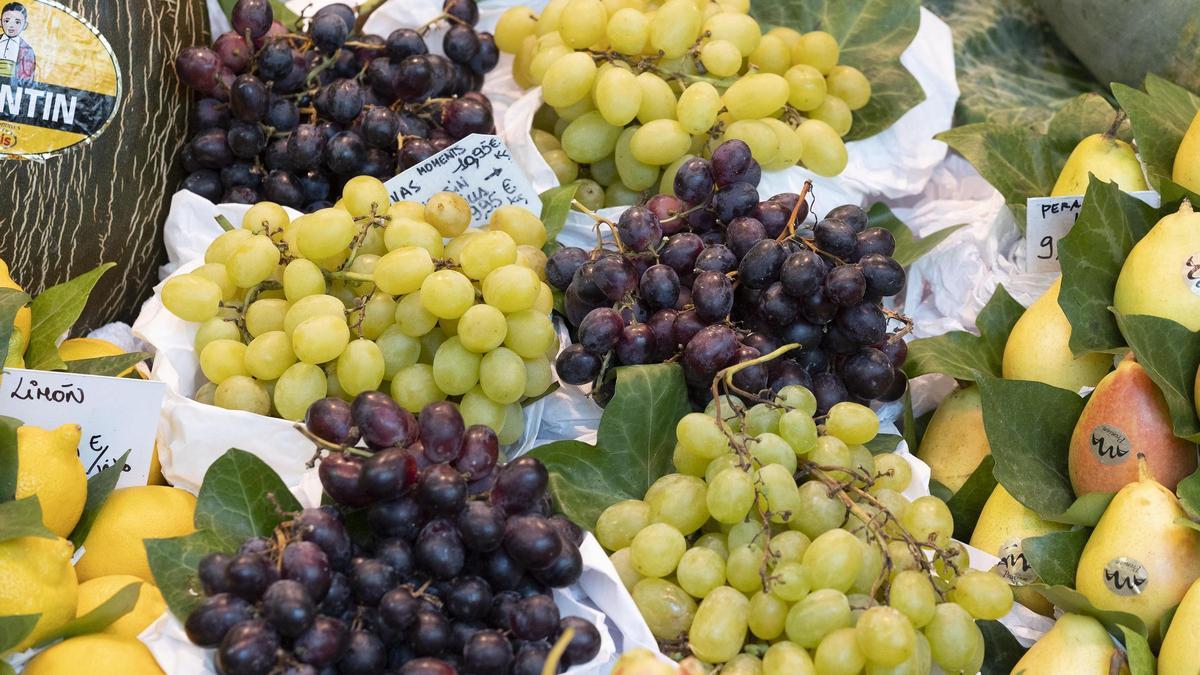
[501,402,524,445]
[744,404,783,436]
[815,627,866,675]
[195,318,241,354]
[542,52,598,107]
[887,541,920,576]
[644,473,709,535]
[522,356,553,399]
[283,259,326,301]
[826,65,871,110]
[749,432,797,473]
[504,309,555,359]
[614,126,660,191]
[481,264,539,314]
[629,119,691,167]
[193,262,237,300]
[749,33,791,75]
[424,191,472,238]
[389,200,424,220]
[725,544,763,593]
[792,480,848,538]
[345,254,379,296]
[784,64,827,111]
[213,375,271,415]
[351,293,396,340]
[761,118,804,170]
[606,7,648,54]
[460,385,507,429]
[559,0,607,48]
[242,201,289,240]
[649,0,702,58]
[630,523,686,578]
[530,44,571,85]
[888,570,936,628]
[949,570,1014,620]
[531,128,561,154]
[722,119,779,165]
[769,530,812,565]
[676,547,725,599]
[870,488,910,530]
[479,347,526,404]
[811,435,852,478]
[723,73,789,120]
[163,274,222,322]
[758,464,801,524]
[610,548,643,591]
[383,217,444,257]
[673,442,709,477]
[495,5,538,53]
[872,453,912,493]
[537,0,568,35]
[727,520,765,551]
[923,602,981,673]
[704,454,740,488]
[297,208,356,260]
[418,329,446,365]
[699,39,742,77]
[797,119,848,176]
[794,30,839,74]
[763,641,816,675]
[595,65,641,127]
[811,95,852,137]
[588,156,619,186]
[849,540,884,595]
[358,224,387,257]
[205,228,253,265]
[376,325,420,379]
[677,412,732,459]
[694,533,729,559]
[244,330,296,381]
[560,111,623,164]
[460,231,518,281]
[604,181,641,207]
[865,631,931,675]
[516,245,548,280]
[241,298,285,338]
[631,578,697,640]
[786,588,852,648]
[420,270,476,320]
[704,11,760,55]
[707,468,755,524]
[803,528,863,593]
[658,153,695,196]
[705,394,744,426]
[723,653,763,675]
[487,205,546,248]
[689,586,750,663]
[676,82,721,135]
[292,315,351,365]
[771,562,811,602]
[273,363,327,421]
[635,72,678,123]
[596,499,652,551]
[199,338,249,387]
[394,292,438,337]
[847,444,876,485]
[901,496,954,547]
[283,294,344,335]
[457,304,507,353]
[390,363,446,411]
[341,176,389,219]
[543,148,580,184]
[372,247,433,296]
[750,590,790,640]
[336,338,385,396]
[777,384,818,416]
[431,336,481,395]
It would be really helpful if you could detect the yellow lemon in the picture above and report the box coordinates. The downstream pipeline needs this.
[16,424,86,537]
[0,536,78,653]
[23,634,164,675]
[76,575,167,638]
[147,443,167,486]
[58,337,141,377]
[0,257,31,353]
[76,486,197,582]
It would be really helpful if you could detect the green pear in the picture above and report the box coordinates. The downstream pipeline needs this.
[1052,118,1148,196]
[969,484,1069,615]
[1113,199,1200,331]
[1173,110,1200,194]
[916,384,991,492]
[1002,277,1112,391]
[1009,613,1123,675]
[1158,576,1200,675]
[1075,458,1200,642]
[1069,354,1198,496]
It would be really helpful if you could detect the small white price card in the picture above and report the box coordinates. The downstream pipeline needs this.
[384,134,541,226]
[0,368,166,487]
[1025,190,1160,273]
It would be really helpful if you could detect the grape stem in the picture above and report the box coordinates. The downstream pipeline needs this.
[882,307,915,343]
[541,627,574,675]
[294,423,373,459]
[585,48,738,88]
[776,180,814,243]
[215,214,236,232]
[571,200,626,254]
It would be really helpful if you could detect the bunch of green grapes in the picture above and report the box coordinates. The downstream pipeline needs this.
[495,0,870,208]
[160,175,559,443]
[595,387,1013,674]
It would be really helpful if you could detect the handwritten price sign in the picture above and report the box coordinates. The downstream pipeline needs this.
[1025,191,1160,273]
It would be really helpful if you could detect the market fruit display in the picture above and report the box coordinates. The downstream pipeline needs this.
[1010,613,1119,675]
[497,0,868,201]
[22,633,165,675]
[76,575,169,639]
[175,0,500,209]
[159,178,557,440]
[15,423,86,537]
[968,485,1066,616]
[1001,277,1111,391]
[1050,115,1148,196]
[1113,199,1200,331]
[914,384,989,493]
[180,393,601,674]
[76,486,198,582]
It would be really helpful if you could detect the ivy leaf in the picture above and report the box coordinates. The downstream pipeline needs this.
[946,455,997,541]
[26,263,114,372]
[194,449,303,551]
[905,285,1025,381]
[539,183,580,255]
[1113,76,1200,190]
[0,614,38,655]
[751,0,923,141]
[1117,624,1156,675]
[34,582,140,647]
[0,287,29,368]
[0,496,56,542]
[867,204,966,267]
[0,415,20,502]
[1058,178,1157,355]
[1178,466,1200,520]
[63,353,149,378]
[1050,492,1113,527]
[978,620,1027,675]
[70,450,130,548]
[1032,584,1147,637]
[1023,528,1090,587]
[146,529,230,619]
[863,433,902,455]
[1114,313,1200,442]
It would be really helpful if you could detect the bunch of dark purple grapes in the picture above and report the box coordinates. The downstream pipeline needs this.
[549,138,910,414]
[183,391,599,675]
[174,0,498,210]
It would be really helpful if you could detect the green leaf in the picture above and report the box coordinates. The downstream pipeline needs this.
[927,479,953,503]
[905,285,1025,381]
[62,353,149,378]
[0,614,38,654]
[25,263,114,372]
[194,449,302,551]
[146,529,230,619]
[525,440,623,529]
[867,203,965,267]
[1032,584,1147,637]
[978,376,1086,520]
[539,183,580,254]
[1117,624,1156,675]
[0,496,56,542]
[863,433,902,455]
[1023,528,1089,587]
[946,455,997,541]
[70,450,130,547]
[978,620,1027,675]
[751,0,923,141]
[1113,76,1200,190]
[0,415,20,502]
[1048,492,1113,527]
[1178,466,1200,520]
[0,287,29,368]
[1114,313,1200,442]
[35,582,141,647]
[1058,178,1157,355]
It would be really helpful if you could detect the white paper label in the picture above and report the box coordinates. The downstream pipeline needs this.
[1025,190,1161,273]
[384,134,541,226]
[0,368,166,487]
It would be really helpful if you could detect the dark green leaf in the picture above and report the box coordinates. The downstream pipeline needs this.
[0,415,20,502]
[1113,76,1200,190]
[146,529,230,619]
[0,614,38,654]
[0,287,29,368]
[62,352,149,378]
[978,619,1027,675]
[979,376,1086,519]
[928,479,953,503]
[1032,584,1147,637]
[905,285,1025,381]
[70,450,130,547]
[35,582,141,647]
[26,263,114,372]
[751,0,923,141]
[539,183,580,253]
[1114,313,1200,442]
[1058,178,1157,355]
[1117,623,1156,675]
[0,496,56,542]
[867,203,966,267]
[526,440,626,529]
[864,433,902,455]
[1178,466,1200,520]
[1049,492,1113,527]
[1023,528,1089,587]
[946,455,997,541]
[194,449,302,551]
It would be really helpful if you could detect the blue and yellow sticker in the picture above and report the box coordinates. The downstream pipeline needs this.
[0,0,121,160]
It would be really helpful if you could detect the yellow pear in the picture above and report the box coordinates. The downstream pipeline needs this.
[969,484,1069,615]
[1002,278,1112,391]
[1113,199,1200,331]
[1172,109,1200,194]
[916,384,991,492]
[1009,613,1123,675]
[1052,122,1148,196]
[1075,458,1200,642]
[1159,576,1200,675]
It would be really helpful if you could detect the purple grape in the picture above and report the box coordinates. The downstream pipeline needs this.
[231,0,274,39]
[578,307,625,355]
[683,324,738,375]
[691,271,734,322]
[842,348,895,399]
[546,247,588,290]
[814,218,857,259]
[826,204,868,233]
[738,239,786,289]
[617,206,664,252]
[780,250,827,298]
[712,181,759,224]
[836,302,887,345]
[176,47,221,91]
[615,324,656,365]
[725,216,766,259]
[860,254,906,297]
[673,157,715,204]
[823,265,867,306]
[659,233,705,275]
[710,139,753,187]
[694,244,738,274]
[639,264,680,310]
[351,391,417,450]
